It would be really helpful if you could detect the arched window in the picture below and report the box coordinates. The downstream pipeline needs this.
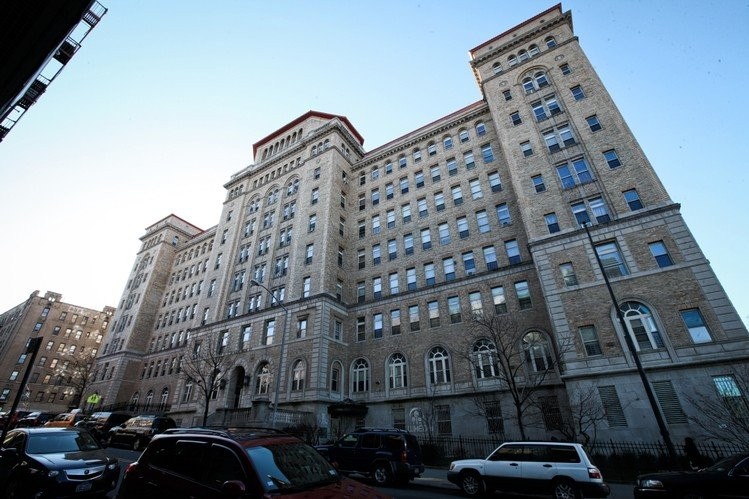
[528,44,540,57]
[388,353,408,389]
[492,62,502,75]
[256,362,271,395]
[522,71,550,94]
[323,139,330,149]
[159,387,169,411]
[545,36,557,48]
[620,301,665,351]
[522,331,553,372]
[144,390,154,411]
[286,178,299,196]
[458,128,469,143]
[182,381,193,403]
[508,54,517,67]
[291,360,305,391]
[428,347,451,384]
[473,339,498,379]
[352,358,369,392]
[129,392,139,411]
[518,49,529,62]
[311,145,317,155]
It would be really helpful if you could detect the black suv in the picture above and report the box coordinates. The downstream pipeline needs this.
[316,427,424,486]
[117,427,389,498]
[108,415,176,450]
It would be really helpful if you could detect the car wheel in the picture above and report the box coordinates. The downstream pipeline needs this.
[371,463,392,486]
[132,438,142,451]
[459,470,484,497]
[553,479,580,499]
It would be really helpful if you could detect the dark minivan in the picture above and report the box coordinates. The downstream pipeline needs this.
[78,411,132,444]
[108,415,176,451]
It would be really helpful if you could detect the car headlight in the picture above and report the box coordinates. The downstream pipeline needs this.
[449,463,455,471]
[107,463,118,470]
[638,478,664,489]
[47,470,59,478]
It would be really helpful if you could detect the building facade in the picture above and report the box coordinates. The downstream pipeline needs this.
[0,290,113,414]
[90,5,749,442]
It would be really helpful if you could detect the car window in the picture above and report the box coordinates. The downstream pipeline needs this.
[27,432,100,453]
[549,445,581,463]
[489,444,525,461]
[246,441,337,493]
[525,444,553,462]
[360,434,380,449]
[3,431,26,450]
[734,457,749,475]
[383,435,405,451]
[202,444,246,488]
[339,434,359,448]
[122,417,137,428]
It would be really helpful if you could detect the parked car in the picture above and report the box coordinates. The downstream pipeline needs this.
[43,411,86,428]
[634,452,749,499]
[75,411,132,444]
[315,427,425,486]
[117,427,392,498]
[0,410,32,430]
[0,427,120,497]
[15,411,58,428]
[107,415,176,451]
[447,441,610,498]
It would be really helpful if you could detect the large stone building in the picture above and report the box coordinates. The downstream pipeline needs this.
[0,291,113,414]
[90,5,749,443]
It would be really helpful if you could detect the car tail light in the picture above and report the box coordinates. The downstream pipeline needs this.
[401,450,408,463]
[588,466,602,479]
[124,462,139,476]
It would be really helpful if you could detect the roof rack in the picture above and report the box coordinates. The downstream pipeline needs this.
[162,426,288,439]
[353,427,409,433]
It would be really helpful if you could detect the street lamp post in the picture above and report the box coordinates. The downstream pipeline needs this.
[582,222,676,461]
[250,279,289,429]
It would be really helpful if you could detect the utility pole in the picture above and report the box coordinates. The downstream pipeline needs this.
[1,337,42,442]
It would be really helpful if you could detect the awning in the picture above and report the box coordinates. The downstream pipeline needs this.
[327,398,368,418]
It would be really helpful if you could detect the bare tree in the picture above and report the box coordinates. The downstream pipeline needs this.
[460,313,569,440]
[180,330,239,426]
[53,351,98,410]
[552,386,607,446]
[686,365,749,447]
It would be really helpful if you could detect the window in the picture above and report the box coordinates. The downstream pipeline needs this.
[481,144,494,163]
[291,361,306,391]
[240,325,252,350]
[263,319,276,345]
[473,339,497,379]
[557,158,592,188]
[424,263,436,285]
[545,213,560,233]
[652,380,687,424]
[503,90,511,102]
[496,203,510,225]
[398,155,407,169]
[388,239,397,260]
[712,375,749,423]
[400,176,409,194]
[505,239,520,264]
[421,228,432,250]
[492,62,503,74]
[311,188,319,204]
[390,309,401,335]
[579,325,602,356]
[560,262,578,286]
[406,267,417,290]
[521,141,533,157]
[649,241,673,268]
[532,174,546,193]
[476,210,490,233]
[443,257,456,280]
[545,36,556,48]
[596,242,629,278]
[443,135,453,150]
[560,63,571,75]
[430,165,441,182]
[586,115,602,132]
[385,182,394,199]
[571,85,585,100]
[448,296,461,323]
[532,95,562,121]
[428,347,451,384]
[427,142,437,156]
[624,189,644,211]
[418,198,428,218]
[413,149,422,163]
[589,197,610,223]
[447,158,458,176]
[438,223,451,245]
[305,244,314,264]
[409,305,420,331]
[603,149,621,168]
[428,300,440,327]
[373,277,382,298]
[387,209,395,229]
[459,129,469,143]
[522,71,549,93]
[373,313,383,338]
[434,191,445,211]
[475,122,486,136]
[385,161,393,174]
[484,246,499,271]
[436,405,452,435]
[488,171,502,192]
[388,354,408,389]
[510,111,522,126]
[333,320,342,340]
[515,280,531,309]
[372,214,381,234]
[681,309,712,343]
[404,233,414,255]
[308,214,316,232]
[457,216,469,239]
[544,125,576,152]
[302,276,311,297]
[371,188,380,205]
[620,301,665,350]
[351,359,369,392]
[523,331,552,371]
[415,170,425,188]
[389,272,399,294]
[356,316,366,340]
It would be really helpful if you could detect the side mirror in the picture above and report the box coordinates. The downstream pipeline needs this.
[220,480,246,497]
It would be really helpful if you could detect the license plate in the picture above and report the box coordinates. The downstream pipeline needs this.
[76,481,93,492]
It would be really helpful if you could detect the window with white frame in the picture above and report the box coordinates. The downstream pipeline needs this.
[595,241,629,278]
[680,308,712,343]
[473,339,497,379]
[352,358,369,392]
[388,353,408,389]
[620,301,664,350]
[523,331,553,372]
[579,325,602,356]
[429,347,451,384]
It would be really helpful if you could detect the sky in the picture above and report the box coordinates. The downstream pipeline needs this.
[1,0,747,327]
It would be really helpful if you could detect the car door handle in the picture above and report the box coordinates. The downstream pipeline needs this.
[543,464,553,468]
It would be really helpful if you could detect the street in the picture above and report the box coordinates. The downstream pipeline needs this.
[103,447,634,498]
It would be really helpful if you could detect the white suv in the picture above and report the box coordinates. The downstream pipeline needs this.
[447,441,610,498]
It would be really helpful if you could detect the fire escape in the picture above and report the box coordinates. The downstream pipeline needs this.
[0,1,107,142]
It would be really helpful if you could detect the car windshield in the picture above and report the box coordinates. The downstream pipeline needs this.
[27,432,101,454]
[703,454,749,472]
[246,441,338,492]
